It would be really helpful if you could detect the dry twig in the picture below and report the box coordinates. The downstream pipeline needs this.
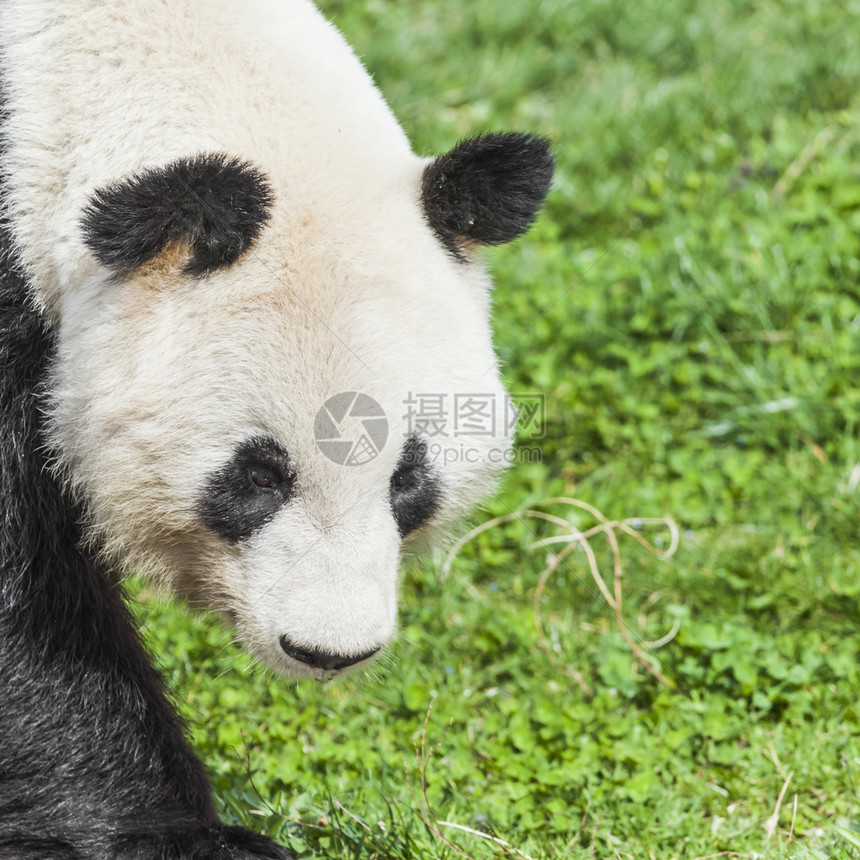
[444,497,681,690]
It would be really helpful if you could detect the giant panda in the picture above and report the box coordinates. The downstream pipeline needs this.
[0,1,553,857]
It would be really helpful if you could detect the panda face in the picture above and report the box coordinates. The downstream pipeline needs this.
[49,181,529,678]
[0,0,552,678]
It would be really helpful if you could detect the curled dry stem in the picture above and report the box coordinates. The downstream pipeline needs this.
[444,497,681,691]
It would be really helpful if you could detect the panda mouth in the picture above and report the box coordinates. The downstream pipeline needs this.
[278,635,381,672]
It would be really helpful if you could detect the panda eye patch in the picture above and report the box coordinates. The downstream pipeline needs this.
[389,435,441,537]
[199,437,295,543]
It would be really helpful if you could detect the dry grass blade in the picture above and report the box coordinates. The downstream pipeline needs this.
[764,771,794,841]
[404,697,541,860]
[404,696,472,859]
[437,821,539,860]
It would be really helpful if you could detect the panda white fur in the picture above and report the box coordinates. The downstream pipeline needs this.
[0,1,552,856]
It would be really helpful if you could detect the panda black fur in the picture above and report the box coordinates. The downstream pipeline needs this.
[0,208,289,858]
[0,1,553,857]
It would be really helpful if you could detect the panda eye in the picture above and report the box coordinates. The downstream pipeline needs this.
[248,466,279,490]
[391,466,413,492]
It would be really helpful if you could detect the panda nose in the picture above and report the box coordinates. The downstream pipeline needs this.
[278,635,380,671]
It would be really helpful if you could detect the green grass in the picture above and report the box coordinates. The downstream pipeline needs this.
[131,1,860,857]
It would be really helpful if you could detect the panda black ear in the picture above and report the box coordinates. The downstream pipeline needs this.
[81,153,274,277]
[421,132,554,259]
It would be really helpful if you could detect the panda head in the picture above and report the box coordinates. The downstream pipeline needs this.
[55,134,552,680]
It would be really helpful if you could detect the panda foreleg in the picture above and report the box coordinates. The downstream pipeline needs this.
[114,825,291,859]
